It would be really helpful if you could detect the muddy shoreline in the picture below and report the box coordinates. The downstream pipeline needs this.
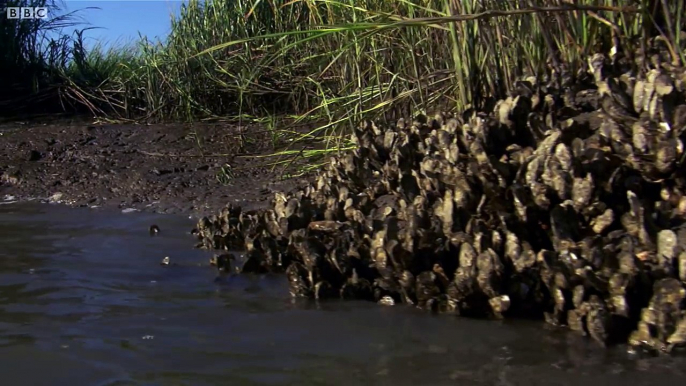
[0,120,309,217]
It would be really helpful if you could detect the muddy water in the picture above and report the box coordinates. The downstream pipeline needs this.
[1,203,685,386]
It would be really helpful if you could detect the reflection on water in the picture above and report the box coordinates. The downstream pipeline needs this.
[0,203,685,386]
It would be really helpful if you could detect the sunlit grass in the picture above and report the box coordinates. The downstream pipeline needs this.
[3,0,685,167]
[93,0,676,129]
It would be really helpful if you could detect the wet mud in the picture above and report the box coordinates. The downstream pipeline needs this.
[0,120,307,216]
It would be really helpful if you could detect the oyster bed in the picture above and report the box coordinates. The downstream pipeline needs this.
[195,45,686,354]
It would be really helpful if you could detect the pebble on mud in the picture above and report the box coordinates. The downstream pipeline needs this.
[27,150,42,161]
[49,192,63,203]
[1,171,20,185]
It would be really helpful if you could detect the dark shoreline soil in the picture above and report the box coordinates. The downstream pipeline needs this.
[0,120,310,217]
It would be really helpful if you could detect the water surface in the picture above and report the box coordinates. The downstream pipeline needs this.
[1,203,685,386]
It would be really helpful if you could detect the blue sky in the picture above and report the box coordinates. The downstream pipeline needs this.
[57,1,187,49]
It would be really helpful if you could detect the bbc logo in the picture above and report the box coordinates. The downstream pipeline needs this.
[6,7,49,19]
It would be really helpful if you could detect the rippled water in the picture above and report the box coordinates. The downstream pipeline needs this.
[1,203,686,386]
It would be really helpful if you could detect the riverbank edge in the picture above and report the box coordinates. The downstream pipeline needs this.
[0,120,311,219]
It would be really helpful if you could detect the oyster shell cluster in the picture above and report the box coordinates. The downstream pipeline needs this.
[195,45,686,354]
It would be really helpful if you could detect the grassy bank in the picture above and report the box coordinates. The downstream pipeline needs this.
[2,1,684,139]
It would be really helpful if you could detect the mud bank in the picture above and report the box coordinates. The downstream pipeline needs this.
[0,121,308,216]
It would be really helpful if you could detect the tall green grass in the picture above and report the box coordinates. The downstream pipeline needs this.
[91,1,682,125]
[3,0,684,145]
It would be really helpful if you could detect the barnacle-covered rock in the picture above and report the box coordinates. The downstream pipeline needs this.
[194,42,686,354]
